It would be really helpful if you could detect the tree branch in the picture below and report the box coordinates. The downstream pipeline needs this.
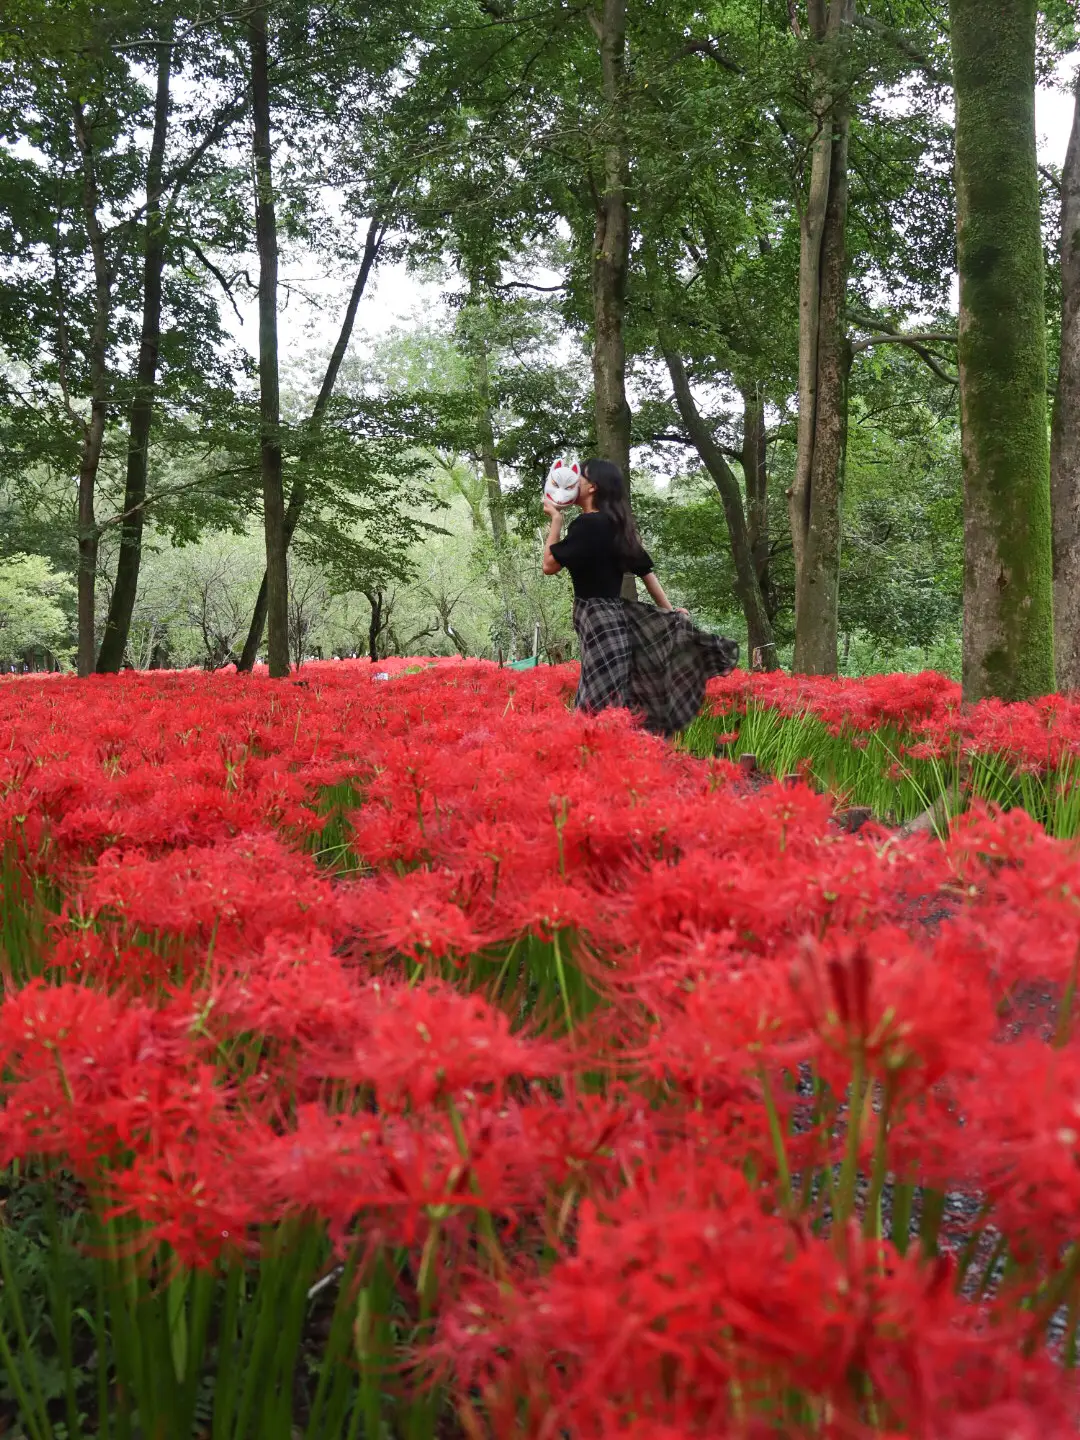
[850,330,957,351]
[95,471,227,532]
[101,92,247,243]
[161,92,247,200]
[492,279,565,292]
[309,207,389,424]
[177,238,245,322]
[679,37,742,74]
[846,13,952,87]
[850,317,959,384]
[650,428,746,461]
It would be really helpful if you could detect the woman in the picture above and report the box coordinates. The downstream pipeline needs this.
[543,458,738,736]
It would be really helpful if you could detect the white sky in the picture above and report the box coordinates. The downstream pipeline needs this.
[1037,73,1075,163]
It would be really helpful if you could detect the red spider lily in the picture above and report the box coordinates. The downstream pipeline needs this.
[244,1100,549,1253]
[951,1038,1080,1259]
[446,1177,1076,1438]
[82,832,339,959]
[4,660,1080,1434]
[0,981,195,1162]
[339,867,493,963]
[345,980,572,1109]
[103,1122,261,1268]
[640,950,800,1089]
[788,928,992,1095]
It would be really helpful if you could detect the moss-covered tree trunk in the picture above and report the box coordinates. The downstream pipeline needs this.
[952,0,1054,701]
[1052,71,1080,692]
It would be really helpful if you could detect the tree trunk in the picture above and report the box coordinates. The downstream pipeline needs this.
[237,212,386,671]
[789,0,852,677]
[664,349,777,666]
[741,381,778,645]
[952,0,1054,701]
[97,34,172,674]
[482,444,518,659]
[366,590,383,662]
[794,110,850,675]
[249,2,289,678]
[1052,70,1080,692]
[76,431,105,680]
[589,0,635,600]
[480,406,519,658]
[466,306,519,658]
[70,98,113,678]
[479,405,507,544]
[483,454,507,543]
[590,0,631,476]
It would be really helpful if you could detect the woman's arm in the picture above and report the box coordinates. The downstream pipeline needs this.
[642,572,688,615]
[542,500,564,575]
[642,572,673,609]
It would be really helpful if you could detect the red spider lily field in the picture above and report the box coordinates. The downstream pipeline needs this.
[4,659,1080,1438]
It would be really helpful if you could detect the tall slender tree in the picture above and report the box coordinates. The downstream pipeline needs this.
[587,0,636,599]
[96,27,172,673]
[237,211,388,671]
[661,345,779,666]
[588,0,632,484]
[69,91,112,677]
[789,0,853,676]
[457,284,521,658]
[740,381,777,655]
[1052,70,1080,692]
[951,0,1054,700]
[249,0,289,678]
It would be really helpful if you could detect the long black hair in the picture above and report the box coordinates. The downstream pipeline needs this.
[582,459,644,568]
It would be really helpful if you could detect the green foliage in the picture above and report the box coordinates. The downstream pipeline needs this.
[637,347,964,673]
[840,355,964,652]
[0,1169,97,1434]
[0,0,1066,693]
[0,554,74,665]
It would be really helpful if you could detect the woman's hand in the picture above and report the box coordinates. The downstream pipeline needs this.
[542,497,565,574]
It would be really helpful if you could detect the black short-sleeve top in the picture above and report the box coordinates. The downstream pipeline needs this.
[549,513,654,600]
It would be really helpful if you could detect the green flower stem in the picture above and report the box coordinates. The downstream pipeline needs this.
[835,1051,867,1226]
[758,1065,793,1210]
[862,1083,893,1241]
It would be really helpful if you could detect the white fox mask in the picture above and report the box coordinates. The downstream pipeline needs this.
[544,459,581,508]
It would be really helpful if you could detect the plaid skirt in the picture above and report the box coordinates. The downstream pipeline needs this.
[572,598,739,737]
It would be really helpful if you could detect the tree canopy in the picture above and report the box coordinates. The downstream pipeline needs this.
[0,0,1075,695]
